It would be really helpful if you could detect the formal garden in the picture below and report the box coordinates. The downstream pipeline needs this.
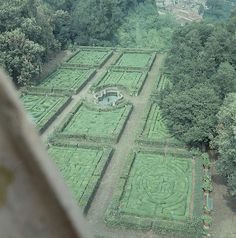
[20,47,212,238]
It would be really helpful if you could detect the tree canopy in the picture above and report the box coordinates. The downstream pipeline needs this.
[214,93,236,197]
[161,16,236,147]
[0,0,147,85]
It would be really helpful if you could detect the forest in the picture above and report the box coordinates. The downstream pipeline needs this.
[161,8,236,196]
[0,0,148,86]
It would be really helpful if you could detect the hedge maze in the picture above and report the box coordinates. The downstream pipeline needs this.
[21,93,71,133]
[48,145,113,213]
[92,69,148,96]
[19,47,206,237]
[105,151,203,237]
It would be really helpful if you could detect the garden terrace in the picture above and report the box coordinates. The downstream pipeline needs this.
[48,144,113,213]
[113,51,156,70]
[21,93,71,133]
[27,67,96,95]
[25,49,207,238]
[56,102,133,143]
[105,150,203,237]
[136,102,182,147]
[65,49,113,68]
[92,69,148,96]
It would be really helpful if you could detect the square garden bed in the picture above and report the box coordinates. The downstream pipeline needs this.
[21,93,71,133]
[48,144,113,213]
[55,102,133,143]
[105,150,204,237]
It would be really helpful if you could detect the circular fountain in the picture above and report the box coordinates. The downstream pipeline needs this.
[94,89,123,107]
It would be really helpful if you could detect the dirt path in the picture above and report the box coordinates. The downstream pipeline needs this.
[211,163,236,238]
[86,55,166,238]
[41,51,121,141]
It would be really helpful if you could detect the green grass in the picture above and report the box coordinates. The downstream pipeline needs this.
[67,49,112,66]
[115,52,153,68]
[137,102,181,147]
[35,67,95,94]
[21,94,69,132]
[57,103,133,143]
[93,69,147,96]
[48,145,112,212]
[105,151,202,236]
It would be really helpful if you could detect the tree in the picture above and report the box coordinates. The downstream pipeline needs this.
[0,29,44,85]
[51,10,72,48]
[211,62,236,99]
[214,93,236,197]
[161,83,221,147]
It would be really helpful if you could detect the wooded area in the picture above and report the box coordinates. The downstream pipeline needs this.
[0,0,146,85]
[161,10,236,196]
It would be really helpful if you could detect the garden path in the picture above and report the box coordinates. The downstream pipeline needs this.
[211,163,236,238]
[86,55,166,238]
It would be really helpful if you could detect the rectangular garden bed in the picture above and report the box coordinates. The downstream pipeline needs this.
[21,93,71,133]
[136,102,183,147]
[48,144,113,213]
[92,69,148,96]
[65,49,113,68]
[112,51,156,70]
[105,150,204,237]
[27,67,96,95]
[55,102,133,143]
